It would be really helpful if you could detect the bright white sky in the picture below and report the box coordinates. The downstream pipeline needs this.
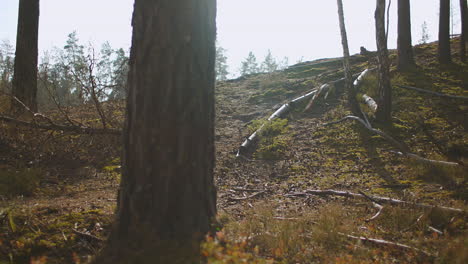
[0,0,462,77]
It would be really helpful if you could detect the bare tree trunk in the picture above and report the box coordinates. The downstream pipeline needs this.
[439,0,452,64]
[397,0,415,70]
[460,0,467,62]
[11,0,39,113]
[336,0,361,116]
[375,0,392,123]
[94,0,217,263]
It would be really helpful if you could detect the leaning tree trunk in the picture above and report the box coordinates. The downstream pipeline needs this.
[460,0,467,62]
[397,0,415,70]
[375,0,392,123]
[336,0,361,116]
[439,0,452,64]
[12,0,39,113]
[94,0,217,263]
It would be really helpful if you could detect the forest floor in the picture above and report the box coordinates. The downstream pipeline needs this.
[1,39,467,263]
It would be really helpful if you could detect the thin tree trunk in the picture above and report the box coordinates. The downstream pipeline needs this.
[375,0,392,123]
[439,0,452,64]
[12,0,39,113]
[397,0,415,70]
[460,0,467,62]
[336,0,361,116]
[94,0,217,263]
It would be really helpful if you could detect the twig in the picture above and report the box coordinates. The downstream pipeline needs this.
[428,226,443,235]
[359,190,384,222]
[0,114,121,135]
[340,233,432,257]
[398,85,468,100]
[286,189,465,214]
[232,187,265,192]
[229,191,266,201]
[72,229,104,242]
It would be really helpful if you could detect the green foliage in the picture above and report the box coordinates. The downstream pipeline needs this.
[261,50,278,73]
[0,168,42,196]
[241,52,260,76]
[216,43,229,81]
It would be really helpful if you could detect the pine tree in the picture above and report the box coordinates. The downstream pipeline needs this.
[240,51,259,76]
[439,0,452,64]
[261,49,278,73]
[375,0,392,123]
[12,0,40,113]
[93,0,217,262]
[397,0,415,70]
[215,44,229,81]
[419,21,430,44]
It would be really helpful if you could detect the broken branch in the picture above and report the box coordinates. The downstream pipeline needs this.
[398,85,468,100]
[341,233,432,257]
[325,115,460,167]
[0,114,121,135]
[286,189,465,214]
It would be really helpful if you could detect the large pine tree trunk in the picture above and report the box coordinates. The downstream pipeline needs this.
[12,0,39,113]
[94,0,217,263]
[375,0,392,123]
[397,0,415,70]
[460,0,467,62]
[336,0,361,116]
[439,0,452,64]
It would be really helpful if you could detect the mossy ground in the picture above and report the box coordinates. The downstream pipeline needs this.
[1,39,467,263]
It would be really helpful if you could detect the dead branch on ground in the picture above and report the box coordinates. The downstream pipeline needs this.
[0,114,121,135]
[398,85,468,100]
[341,233,432,257]
[325,115,461,167]
[286,189,465,214]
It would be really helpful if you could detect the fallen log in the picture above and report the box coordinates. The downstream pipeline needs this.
[285,189,465,214]
[236,70,370,158]
[398,85,468,100]
[236,89,317,157]
[325,115,460,167]
[361,94,378,112]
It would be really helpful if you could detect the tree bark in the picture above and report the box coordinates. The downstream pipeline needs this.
[397,0,415,70]
[460,0,467,62]
[336,0,361,116]
[439,0,452,64]
[94,0,217,263]
[12,0,39,113]
[375,0,392,123]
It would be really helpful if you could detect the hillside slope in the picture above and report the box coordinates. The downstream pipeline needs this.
[0,39,467,263]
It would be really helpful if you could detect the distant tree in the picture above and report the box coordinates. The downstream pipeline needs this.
[278,56,289,70]
[12,0,40,113]
[93,0,217,263]
[375,0,392,123]
[460,0,467,62]
[62,31,88,103]
[397,0,415,70]
[261,49,278,73]
[240,51,259,76]
[108,48,128,100]
[439,0,452,64]
[419,21,430,44]
[0,40,14,92]
[336,0,361,116]
[215,44,229,81]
